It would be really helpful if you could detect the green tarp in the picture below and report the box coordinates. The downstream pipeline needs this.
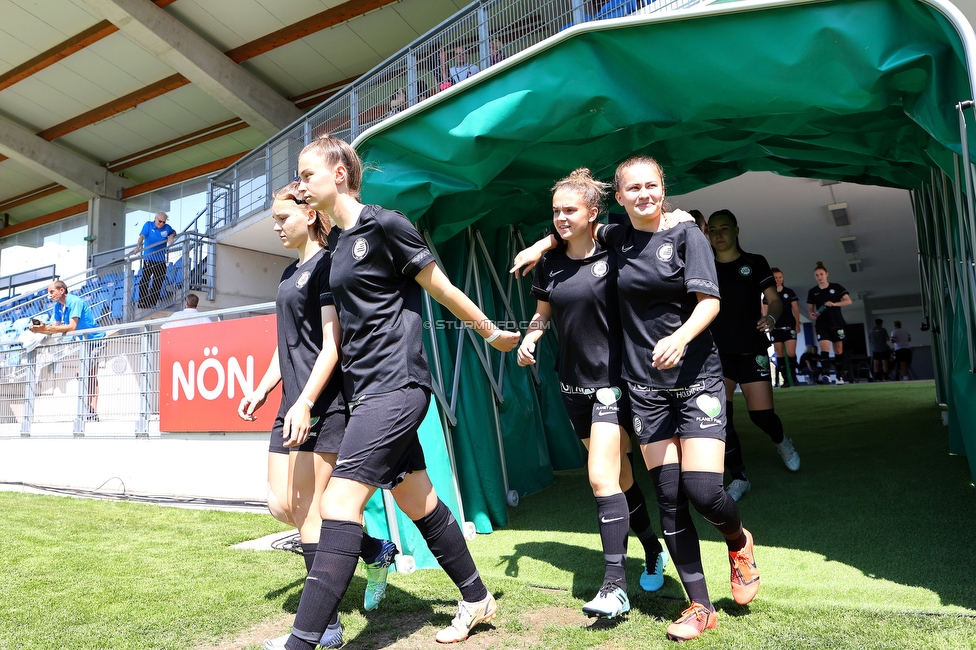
[353,0,976,530]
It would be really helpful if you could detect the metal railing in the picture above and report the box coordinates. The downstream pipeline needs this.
[0,303,274,438]
[0,232,216,333]
[206,0,703,235]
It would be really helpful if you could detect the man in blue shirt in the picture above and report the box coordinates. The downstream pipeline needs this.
[29,281,106,420]
[133,211,176,309]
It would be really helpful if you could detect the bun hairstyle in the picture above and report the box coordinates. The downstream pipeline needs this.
[815,261,828,272]
[552,168,610,214]
[299,134,364,199]
[770,267,782,274]
[273,181,333,247]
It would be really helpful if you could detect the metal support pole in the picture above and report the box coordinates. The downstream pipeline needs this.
[572,0,586,24]
[350,89,360,140]
[20,348,36,436]
[477,5,491,70]
[137,330,151,436]
[406,51,419,106]
[956,102,976,371]
[74,341,87,436]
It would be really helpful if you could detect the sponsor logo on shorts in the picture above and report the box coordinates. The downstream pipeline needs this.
[591,260,609,277]
[560,382,595,395]
[696,394,722,418]
[628,382,651,393]
[656,243,674,261]
[738,265,752,276]
[670,383,705,400]
[837,329,845,338]
[595,387,621,406]
[352,238,369,260]
[295,270,311,289]
[756,355,769,370]
[695,393,723,429]
[632,415,643,434]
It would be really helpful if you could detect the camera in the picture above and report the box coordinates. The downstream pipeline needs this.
[31,319,41,326]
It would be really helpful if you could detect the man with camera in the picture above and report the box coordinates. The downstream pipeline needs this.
[29,281,105,420]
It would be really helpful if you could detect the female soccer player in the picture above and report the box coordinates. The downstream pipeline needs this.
[766,267,802,387]
[514,158,759,642]
[807,261,853,383]
[240,183,396,649]
[517,169,667,620]
[273,135,518,650]
[707,210,800,504]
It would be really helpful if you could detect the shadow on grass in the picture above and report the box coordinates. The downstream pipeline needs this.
[508,382,976,612]
[267,575,500,649]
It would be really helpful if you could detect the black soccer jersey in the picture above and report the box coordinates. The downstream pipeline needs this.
[328,205,435,400]
[596,221,722,388]
[276,248,344,416]
[711,252,775,355]
[530,242,622,387]
[764,285,799,330]
[807,282,849,329]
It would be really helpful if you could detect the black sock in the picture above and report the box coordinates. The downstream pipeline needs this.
[835,350,847,378]
[360,533,381,562]
[723,400,747,481]
[788,356,799,384]
[650,464,710,609]
[680,470,746,550]
[748,408,785,445]
[287,520,363,650]
[623,482,663,564]
[301,541,317,574]
[595,493,630,589]
[414,500,487,603]
[819,351,831,376]
[775,360,786,383]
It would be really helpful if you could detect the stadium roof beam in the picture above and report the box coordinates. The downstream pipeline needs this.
[0,116,130,198]
[82,0,302,139]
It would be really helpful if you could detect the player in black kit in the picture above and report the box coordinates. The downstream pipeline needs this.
[514,158,759,642]
[765,268,802,387]
[241,183,396,649]
[271,136,518,650]
[707,210,800,504]
[516,169,667,620]
[807,261,853,383]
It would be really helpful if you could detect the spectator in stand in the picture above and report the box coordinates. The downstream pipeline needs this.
[29,281,105,420]
[891,320,913,380]
[449,45,479,84]
[489,39,506,65]
[133,212,176,309]
[161,293,212,329]
[868,318,891,381]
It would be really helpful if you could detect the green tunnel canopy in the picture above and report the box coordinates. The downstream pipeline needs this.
[356,0,974,244]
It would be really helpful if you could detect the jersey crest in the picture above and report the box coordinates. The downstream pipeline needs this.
[295,270,311,289]
[591,260,609,277]
[352,238,369,260]
[656,243,674,261]
[738,265,752,276]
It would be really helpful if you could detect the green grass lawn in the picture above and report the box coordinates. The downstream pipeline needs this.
[2,381,976,649]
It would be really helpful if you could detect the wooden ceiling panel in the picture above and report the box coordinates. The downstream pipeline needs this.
[0,81,82,132]
[242,43,343,98]
[10,0,103,35]
[302,24,383,79]
[5,188,88,226]
[166,0,280,50]
[392,0,469,35]
[346,7,419,60]
[82,32,178,85]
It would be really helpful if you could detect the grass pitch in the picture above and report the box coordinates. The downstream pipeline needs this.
[2,381,975,649]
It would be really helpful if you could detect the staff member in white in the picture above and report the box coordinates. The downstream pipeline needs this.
[890,320,913,380]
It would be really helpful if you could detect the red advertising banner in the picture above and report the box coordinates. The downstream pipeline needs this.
[159,315,281,432]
